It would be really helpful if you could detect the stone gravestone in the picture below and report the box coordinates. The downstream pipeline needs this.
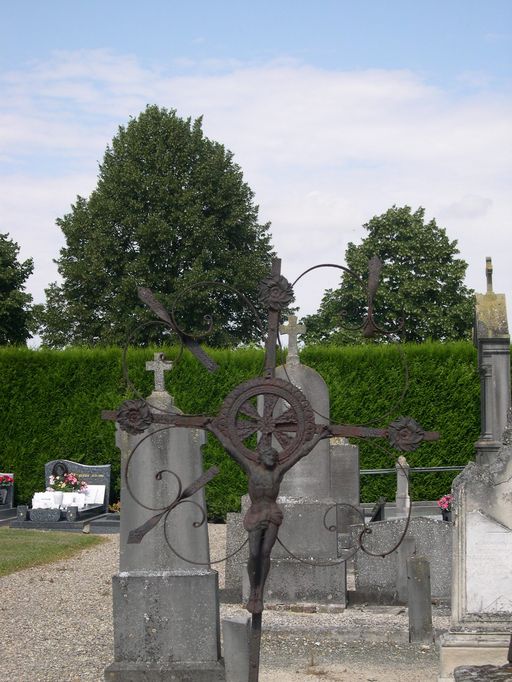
[351,516,452,604]
[105,352,224,682]
[474,258,511,466]
[438,415,512,680]
[240,315,345,606]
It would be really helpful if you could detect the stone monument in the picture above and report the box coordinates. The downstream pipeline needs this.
[105,352,224,681]
[474,257,511,466]
[438,413,512,680]
[240,315,345,606]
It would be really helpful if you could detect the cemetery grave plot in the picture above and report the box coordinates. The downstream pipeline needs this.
[11,459,111,532]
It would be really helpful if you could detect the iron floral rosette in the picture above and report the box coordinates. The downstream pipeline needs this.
[388,416,424,452]
[117,399,153,435]
[258,274,294,310]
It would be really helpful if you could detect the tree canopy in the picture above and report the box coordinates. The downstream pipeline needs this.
[39,105,274,347]
[0,233,35,345]
[303,206,474,344]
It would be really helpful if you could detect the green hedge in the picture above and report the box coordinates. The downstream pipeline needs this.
[0,342,486,518]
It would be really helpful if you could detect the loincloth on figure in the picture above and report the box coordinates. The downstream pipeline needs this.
[243,501,283,532]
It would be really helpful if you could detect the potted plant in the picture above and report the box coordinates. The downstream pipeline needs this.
[0,474,13,505]
[437,493,453,522]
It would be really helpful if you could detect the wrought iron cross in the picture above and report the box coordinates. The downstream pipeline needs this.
[102,257,439,681]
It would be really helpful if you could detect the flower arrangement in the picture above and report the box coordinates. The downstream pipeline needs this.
[0,474,14,487]
[437,494,453,512]
[109,501,121,514]
[48,473,88,493]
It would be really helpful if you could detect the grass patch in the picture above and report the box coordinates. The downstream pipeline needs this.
[0,528,106,577]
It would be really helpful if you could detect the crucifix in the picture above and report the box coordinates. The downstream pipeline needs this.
[103,257,439,681]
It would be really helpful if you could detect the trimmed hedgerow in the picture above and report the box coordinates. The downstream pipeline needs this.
[0,342,490,518]
[301,342,481,504]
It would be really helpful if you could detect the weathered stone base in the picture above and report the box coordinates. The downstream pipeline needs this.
[438,631,511,681]
[243,557,346,606]
[108,571,224,680]
[104,661,225,681]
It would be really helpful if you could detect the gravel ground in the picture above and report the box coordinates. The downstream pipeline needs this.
[1,526,448,681]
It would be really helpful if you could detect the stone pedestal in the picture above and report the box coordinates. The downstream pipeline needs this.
[107,368,224,681]
[241,494,345,605]
[439,632,511,681]
[105,572,223,682]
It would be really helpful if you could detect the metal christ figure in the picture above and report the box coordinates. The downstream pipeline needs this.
[228,435,327,614]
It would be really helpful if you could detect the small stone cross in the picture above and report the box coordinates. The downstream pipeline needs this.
[279,314,305,365]
[486,256,493,293]
[146,352,173,393]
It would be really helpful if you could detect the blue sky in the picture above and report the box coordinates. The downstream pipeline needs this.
[1,1,511,335]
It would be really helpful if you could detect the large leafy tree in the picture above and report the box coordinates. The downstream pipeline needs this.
[0,233,35,345]
[40,105,274,347]
[303,206,474,344]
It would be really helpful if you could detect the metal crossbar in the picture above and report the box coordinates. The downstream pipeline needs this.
[361,465,466,475]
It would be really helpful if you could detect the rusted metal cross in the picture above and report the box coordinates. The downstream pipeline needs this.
[102,257,439,682]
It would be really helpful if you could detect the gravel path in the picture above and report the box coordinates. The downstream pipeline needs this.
[2,527,448,681]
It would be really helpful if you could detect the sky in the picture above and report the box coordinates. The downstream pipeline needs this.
[1,1,511,342]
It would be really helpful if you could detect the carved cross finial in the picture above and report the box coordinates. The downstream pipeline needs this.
[279,315,305,366]
[145,352,172,393]
[486,257,493,293]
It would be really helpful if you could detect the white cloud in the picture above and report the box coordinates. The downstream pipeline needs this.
[1,50,511,320]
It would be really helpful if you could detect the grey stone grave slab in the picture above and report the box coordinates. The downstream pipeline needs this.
[88,512,120,534]
[351,516,452,604]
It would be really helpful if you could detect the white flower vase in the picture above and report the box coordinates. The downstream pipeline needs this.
[61,492,75,509]
[53,491,64,508]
